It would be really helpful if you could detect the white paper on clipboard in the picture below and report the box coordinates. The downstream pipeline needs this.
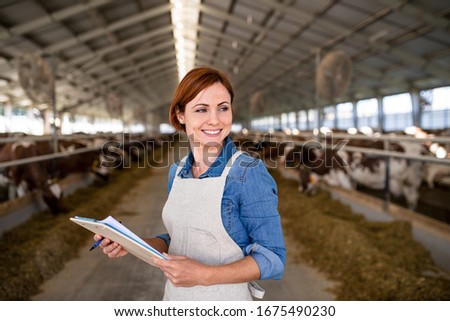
[70,215,167,266]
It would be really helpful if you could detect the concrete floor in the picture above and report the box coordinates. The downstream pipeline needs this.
[32,153,336,301]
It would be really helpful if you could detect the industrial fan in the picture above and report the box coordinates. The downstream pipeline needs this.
[16,53,55,104]
[104,92,122,118]
[315,50,352,102]
[250,90,267,115]
[133,105,146,121]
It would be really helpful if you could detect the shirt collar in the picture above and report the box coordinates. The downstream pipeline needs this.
[178,136,237,179]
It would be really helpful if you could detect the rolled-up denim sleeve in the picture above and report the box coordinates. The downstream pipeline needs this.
[239,159,286,280]
[155,233,171,247]
[244,242,285,280]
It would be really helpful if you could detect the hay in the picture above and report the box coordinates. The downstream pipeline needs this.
[272,169,450,300]
[0,150,159,300]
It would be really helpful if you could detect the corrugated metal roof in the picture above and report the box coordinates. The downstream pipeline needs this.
[0,0,449,124]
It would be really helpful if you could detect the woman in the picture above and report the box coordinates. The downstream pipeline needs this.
[95,66,286,300]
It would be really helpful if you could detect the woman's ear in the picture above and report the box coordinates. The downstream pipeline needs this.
[177,113,185,124]
[176,107,185,124]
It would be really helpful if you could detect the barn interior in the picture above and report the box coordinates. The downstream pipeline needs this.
[0,0,449,302]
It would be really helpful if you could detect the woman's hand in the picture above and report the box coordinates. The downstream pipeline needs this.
[152,254,212,287]
[94,234,128,258]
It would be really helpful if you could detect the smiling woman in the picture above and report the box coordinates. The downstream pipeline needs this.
[95,66,286,301]
[176,82,232,176]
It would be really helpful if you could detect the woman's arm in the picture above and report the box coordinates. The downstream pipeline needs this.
[238,159,286,280]
[152,254,260,287]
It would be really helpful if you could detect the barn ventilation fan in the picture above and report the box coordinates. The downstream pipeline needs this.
[17,53,55,104]
[315,50,352,101]
[133,105,146,121]
[250,90,267,115]
[104,92,122,118]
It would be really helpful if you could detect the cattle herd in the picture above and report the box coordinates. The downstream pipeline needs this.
[0,128,449,219]
[233,127,450,212]
[0,133,168,214]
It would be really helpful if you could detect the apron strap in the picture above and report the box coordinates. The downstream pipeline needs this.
[221,151,243,178]
[175,156,188,176]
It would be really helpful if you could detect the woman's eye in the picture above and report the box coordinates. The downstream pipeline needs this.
[195,108,207,113]
[219,106,229,112]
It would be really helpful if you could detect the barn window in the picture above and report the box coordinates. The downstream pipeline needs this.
[383,93,413,132]
[281,113,288,129]
[421,86,450,130]
[357,98,378,130]
[288,112,296,129]
[336,102,353,130]
[298,110,308,130]
[322,106,335,129]
[12,106,27,116]
[308,109,316,129]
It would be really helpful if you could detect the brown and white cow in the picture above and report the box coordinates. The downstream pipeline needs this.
[0,139,64,214]
[279,136,426,210]
[0,137,111,214]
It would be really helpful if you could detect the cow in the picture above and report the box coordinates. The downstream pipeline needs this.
[279,136,426,210]
[401,127,450,190]
[0,137,113,214]
[0,139,64,214]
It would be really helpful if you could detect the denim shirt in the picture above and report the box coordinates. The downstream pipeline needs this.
[157,137,286,280]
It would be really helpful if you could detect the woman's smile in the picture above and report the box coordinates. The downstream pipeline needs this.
[202,129,222,136]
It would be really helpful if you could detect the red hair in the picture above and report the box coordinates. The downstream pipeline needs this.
[169,66,234,131]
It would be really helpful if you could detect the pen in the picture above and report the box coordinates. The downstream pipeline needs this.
[89,238,102,251]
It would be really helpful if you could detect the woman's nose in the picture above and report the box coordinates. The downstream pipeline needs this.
[207,110,219,125]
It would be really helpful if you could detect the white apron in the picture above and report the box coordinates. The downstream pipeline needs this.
[162,151,257,301]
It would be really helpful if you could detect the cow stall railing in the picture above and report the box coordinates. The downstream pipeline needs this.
[0,137,107,236]
[0,134,108,144]
[0,132,149,169]
[317,133,450,210]
[0,133,163,236]
[0,145,103,170]
[242,131,450,211]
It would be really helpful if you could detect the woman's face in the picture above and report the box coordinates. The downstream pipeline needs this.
[178,82,232,150]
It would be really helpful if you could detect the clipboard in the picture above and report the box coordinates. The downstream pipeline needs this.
[70,215,168,266]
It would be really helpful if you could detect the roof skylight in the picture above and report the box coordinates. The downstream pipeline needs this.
[170,0,200,82]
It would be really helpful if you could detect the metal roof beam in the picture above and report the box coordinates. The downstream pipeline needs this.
[257,0,450,81]
[59,95,102,113]
[0,5,158,113]
[96,51,175,82]
[196,27,287,70]
[67,25,172,67]
[88,39,174,74]
[0,0,113,41]
[107,60,175,88]
[43,3,171,53]
[62,25,174,106]
[197,26,273,57]
[375,0,450,32]
[198,3,292,44]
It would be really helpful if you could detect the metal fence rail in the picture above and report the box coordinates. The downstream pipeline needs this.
[0,133,145,169]
[0,134,112,144]
[0,145,104,170]
[253,131,450,166]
